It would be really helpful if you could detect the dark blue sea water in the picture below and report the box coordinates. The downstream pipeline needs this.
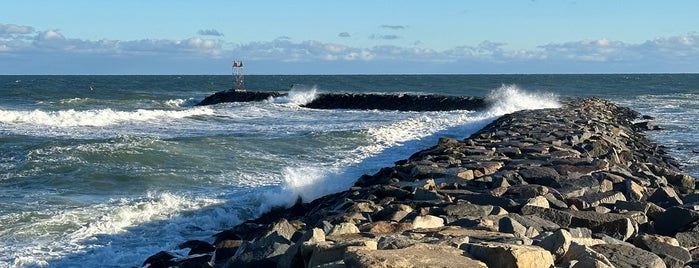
[0,74,697,267]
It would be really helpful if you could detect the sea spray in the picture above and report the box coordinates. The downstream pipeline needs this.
[267,85,318,106]
[263,84,560,214]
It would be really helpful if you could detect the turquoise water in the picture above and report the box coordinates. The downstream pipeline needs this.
[0,74,697,267]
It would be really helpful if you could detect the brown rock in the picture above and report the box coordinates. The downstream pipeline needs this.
[345,243,487,268]
[462,242,555,268]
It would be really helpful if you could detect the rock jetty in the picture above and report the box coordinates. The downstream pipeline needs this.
[196,90,488,111]
[144,98,699,268]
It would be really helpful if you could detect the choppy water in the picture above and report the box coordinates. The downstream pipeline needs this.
[0,74,697,267]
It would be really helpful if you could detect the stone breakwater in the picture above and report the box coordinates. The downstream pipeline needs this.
[144,98,699,268]
[196,90,488,111]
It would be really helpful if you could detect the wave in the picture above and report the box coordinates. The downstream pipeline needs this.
[164,98,201,108]
[1,192,230,267]
[0,107,214,127]
[267,85,318,106]
[262,84,560,209]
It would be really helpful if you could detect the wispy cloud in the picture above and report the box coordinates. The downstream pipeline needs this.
[338,32,350,38]
[369,34,401,40]
[380,25,407,30]
[197,29,224,37]
[0,23,34,35]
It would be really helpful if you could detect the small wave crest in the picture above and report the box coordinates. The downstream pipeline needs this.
[268,85,318,106]
[0,107,214,127]
[485,84,561,116]
[164,98,201,108]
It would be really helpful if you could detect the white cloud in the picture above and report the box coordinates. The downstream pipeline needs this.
[197,29,224,36]
[3,22,699,74]
[0,23,34,35]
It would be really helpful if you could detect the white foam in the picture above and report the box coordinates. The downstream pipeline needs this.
[262,84,560,211]
[268,85,318,106]
[0,107,214,127]
[164,98,201,108]
[1,192,229,267]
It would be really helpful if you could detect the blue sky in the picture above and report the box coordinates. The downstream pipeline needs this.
[1,0,699,74]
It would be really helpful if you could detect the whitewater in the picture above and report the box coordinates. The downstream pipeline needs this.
[0,74,697,267]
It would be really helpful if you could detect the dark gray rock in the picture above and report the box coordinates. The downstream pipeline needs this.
[648,187,684,209]
[499,216,528,238]
[591,244,666,268]
[520,205,572,227]
[517,166,562,187]
[675,231,699,248]
[654,206,699,236]
[633,234,691,268]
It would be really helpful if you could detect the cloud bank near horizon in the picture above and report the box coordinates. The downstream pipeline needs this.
[1,22,697,74]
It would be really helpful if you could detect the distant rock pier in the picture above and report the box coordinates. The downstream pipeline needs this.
[196,90,488,111]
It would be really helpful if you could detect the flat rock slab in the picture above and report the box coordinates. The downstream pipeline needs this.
[344,243,487,268]
[591,244,666,268]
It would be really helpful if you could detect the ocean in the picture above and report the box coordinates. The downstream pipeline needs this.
[0,74,697,267]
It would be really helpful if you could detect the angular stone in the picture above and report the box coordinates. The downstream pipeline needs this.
[178,240,214,255]
[412,188,443,201]
[567,211,637,241]
[521,205,573,227]
[560,243,614,268]
[412,215,444,229]
[518,166,561,187]
[437,200,493,218]
[559,175,601,198]
[579,191,627,207]
[345,243,488,268]
[456,193,521,211]
[591,244,666,268]
[327,222,360,236]
[666,173,696,193]
[277,228,326,268]
[525,196,550,208]
[675,231,699,248]
[536,228,572,261]
[654,206,699,236]
[213,239,243,262]
[648,186,684,209]
[377,235,419,250]
[499,216,528,238]
[307,240,377,267]
[362,221,413,234]
[446,167,474,180]
[633,234,691,267]
[462,242,555,268]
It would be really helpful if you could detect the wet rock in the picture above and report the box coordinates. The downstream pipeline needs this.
[142,251,177,268]
[178,240,214,255]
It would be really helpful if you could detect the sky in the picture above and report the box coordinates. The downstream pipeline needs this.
[1,0,699,74]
